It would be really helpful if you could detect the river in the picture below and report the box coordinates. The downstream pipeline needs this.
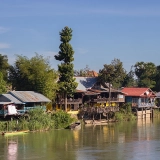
[0,118,160,160]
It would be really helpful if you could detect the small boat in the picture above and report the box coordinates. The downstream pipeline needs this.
[69,122,81,130]
[84,119,93,124]
[2,130,29,136]
[84,119,108,125]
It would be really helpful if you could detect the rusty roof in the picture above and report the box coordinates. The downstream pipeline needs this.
[8,91,51,103]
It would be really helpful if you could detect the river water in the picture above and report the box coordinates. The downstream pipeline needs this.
[0,118,160,160]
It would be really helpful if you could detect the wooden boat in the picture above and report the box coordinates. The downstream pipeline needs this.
[2,130,29,136]
[84,119,108,125]
[69,122,81,130]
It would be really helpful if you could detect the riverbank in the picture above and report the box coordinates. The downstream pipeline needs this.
[0,109,76,133]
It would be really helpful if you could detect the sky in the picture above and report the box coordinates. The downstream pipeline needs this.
[0,0,160,72]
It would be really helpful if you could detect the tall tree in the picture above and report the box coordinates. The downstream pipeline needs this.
[0,72,7,94]
[8,53,58,100]
[55,26,77,112]
[122,66,137,87]
[134,62,156,89]
[154,65,160,91]
[0,54,9,81]
[99,58,126,89]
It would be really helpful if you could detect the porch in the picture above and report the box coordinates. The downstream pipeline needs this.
[56,98,82,104]
[91,97,125,103]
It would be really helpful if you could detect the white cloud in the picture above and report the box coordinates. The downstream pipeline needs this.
[0,43,10,49]
[0,27,9,34]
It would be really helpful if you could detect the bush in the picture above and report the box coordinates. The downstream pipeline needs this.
[28,108,53,131]
[51,110,74,129]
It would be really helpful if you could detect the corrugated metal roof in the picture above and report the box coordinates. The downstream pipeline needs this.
[75,77,97,91]
[121,87,156,97]
[0,94,24,104]
[8,91,51,103]
[0,102,14,105]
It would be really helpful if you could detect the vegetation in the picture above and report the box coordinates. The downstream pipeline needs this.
[74,65,92,77]
[114,103,136,121]
[154,65,160,91]
[134,62,156,89]
[0,72,7,94]
[0,54,9,81]
[8,53,58,100]
[122,66,137,87]
[0,108,74,132]
[55,26,78,111]
[99,58,126,89]
[51,110,74,129]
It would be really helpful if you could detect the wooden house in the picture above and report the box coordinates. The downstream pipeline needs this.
[55,77,125,111]
[0,91,51,117]
[121,87,156,109]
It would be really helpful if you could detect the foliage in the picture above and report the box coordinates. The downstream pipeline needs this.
[134,61,156,89]
[0,72,7,94]
[122,66,137,87]
[120,103,132,113]
[17,118,29,130]
[8,53,58,100]
[114,103,136,121]
[55,26,78,111]
[74,65,91,77]
[51,110,74,129]
[99,58,126,89]
[154,65,160,91]
[0,121,7,131]
[114,112,136,121]
[0,54,9,81]
[28,108,53,131]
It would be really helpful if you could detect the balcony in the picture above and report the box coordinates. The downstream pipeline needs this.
[132,102,155,108]
[91,97,125,103]
[57,98,82,104]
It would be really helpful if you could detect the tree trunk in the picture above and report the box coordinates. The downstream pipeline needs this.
[64,93,67,112]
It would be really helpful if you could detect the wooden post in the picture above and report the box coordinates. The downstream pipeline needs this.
[109,82,111,108]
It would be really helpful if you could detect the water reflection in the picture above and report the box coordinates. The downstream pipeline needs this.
[7,140,17,160]
[0,118,160,160]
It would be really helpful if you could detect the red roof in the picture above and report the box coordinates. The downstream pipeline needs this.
[121,87,156,97]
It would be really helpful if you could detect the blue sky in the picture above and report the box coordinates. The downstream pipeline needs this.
[0,0,160,72]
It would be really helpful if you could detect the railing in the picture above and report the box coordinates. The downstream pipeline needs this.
[17,106,46,114]
[57,98,82,104]
[0,106,46,116]
[82,106,119,113]
[138,103,155,108]
[91,97,125,103]
[132,103,155,108]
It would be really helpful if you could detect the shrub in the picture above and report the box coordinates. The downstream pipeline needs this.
[51,110,74,129]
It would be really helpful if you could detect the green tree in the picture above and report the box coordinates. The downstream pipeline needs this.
[55,26,78,112]
[8,53,58,100]
[154,65,160,91]
[122,66,137,87]
[99,58,126,89]
[0,72,7,94]
[134,62,156,89]
[0,54,9,81]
